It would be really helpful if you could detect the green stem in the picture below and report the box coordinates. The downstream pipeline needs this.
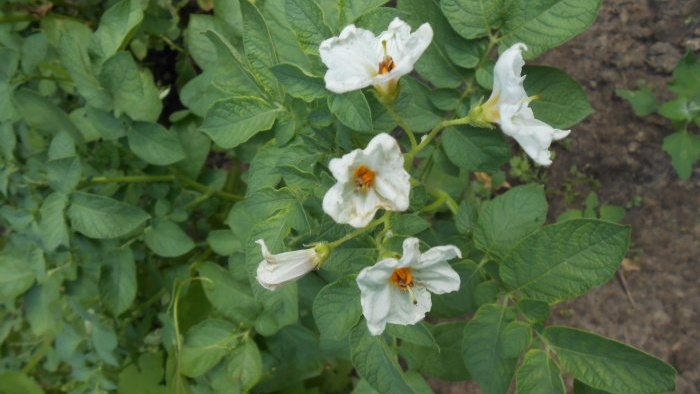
[171,167,243,202]
[462,37,500,99]
[21,335,53,374]
[327,212,390,249]
[387,106,417,150]
[87,174,175,184]
[0,15,35,23]
[404,115,474,167]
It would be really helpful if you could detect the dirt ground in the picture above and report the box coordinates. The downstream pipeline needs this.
[436,0,700,392]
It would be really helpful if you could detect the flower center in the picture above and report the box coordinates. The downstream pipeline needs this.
[353,165,376,192]
[378,40,395,75]
[391,267,413,290]
[391,267,418,305]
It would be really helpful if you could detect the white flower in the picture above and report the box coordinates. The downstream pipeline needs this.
[356,237,461,336]
[255,240,329,290]
[319,17,433,99]
[322,133,410,228]
[480,43,570,166]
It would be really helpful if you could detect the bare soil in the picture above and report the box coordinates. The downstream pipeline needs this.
[437,0,700,392]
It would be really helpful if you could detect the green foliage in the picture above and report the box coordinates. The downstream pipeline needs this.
[0,0,676,393]
[618,51,700,179]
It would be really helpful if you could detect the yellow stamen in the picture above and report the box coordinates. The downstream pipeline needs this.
[378,40,395,75]
[353,165,375,192]
[391,267,417,304]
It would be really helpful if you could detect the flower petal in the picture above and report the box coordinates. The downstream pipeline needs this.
[378,18,433,78]
[410,244,461,294]
[500,104,571,166]
[357,258,399,335]
[385,285,431,327]
[493,43,528,104]
[320,24,379,94]
[255,240,318,290]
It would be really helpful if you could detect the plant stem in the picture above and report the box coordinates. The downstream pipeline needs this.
[404,114,474,166]
[386,105,417,150]
[87,174,176,184]
[170,167,243,202]
[85,170,243,202]
[21,335,53,374]
[327,212,390,249]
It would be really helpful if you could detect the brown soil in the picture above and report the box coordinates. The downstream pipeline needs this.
[436,0,700,392]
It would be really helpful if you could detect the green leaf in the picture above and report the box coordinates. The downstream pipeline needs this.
[225,338,263,391]
[573,380,611,394]
[200,96,280,148]
[515,349,565,394]
[185,15,219,69]
[91,321,119,366]
[669,51,700,96]
[58,21,112,110]
[99,248,137,316]
[206,229,239,256]
[658,97,694,121]
[386,323,437,349]
[284,0,332,55]
[516,299,550,324]
[474,184,547,258]
[524,66,593,128]
[117,352,166,394]
[38,192,70,252]
[500,0,602,58]
[13,89,82,143]
[0,48,18,81]
[401,322,471,381]
[543,326,676,393]
[89,0,144,65]
[127,122,186,166]
[67,192,151,239]
[271,63,327,102]
[99,51,162,122]
[0,371,44,394]
[25,278,61,336]
[86,106,127,140]
[255,285,299,337]
[615,87,657,117]
[462,304,531,394]
[441,0,504,39]
[329,91,373,133]
[501,219,630,303]
[198,262,258,325]
[390,214,430,236]
[399,0,466,88]
[241,0,280,98]
[144,219,195,257]
[339,0,389,25]
[662,130,700,180]
[431,260,484,317]
[0,254,36,302]
[47,157,82,194]
[442,126,510,171]
[350,324,415,393]
[313,276,362,340]
[180,319,238,378]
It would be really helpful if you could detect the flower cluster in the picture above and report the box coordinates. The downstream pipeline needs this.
[253,19,572,335]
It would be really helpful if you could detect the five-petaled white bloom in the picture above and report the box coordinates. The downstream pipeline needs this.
[255,240,329,290]
[480,43,570,166]
[319,17,433,100]
[356,237,461,336]
[322,133,410,228]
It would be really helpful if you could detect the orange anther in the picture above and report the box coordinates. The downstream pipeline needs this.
[391,267,414,291]
[353,165,376,191]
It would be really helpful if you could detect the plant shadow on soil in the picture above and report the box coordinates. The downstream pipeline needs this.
[433,1,700,393]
